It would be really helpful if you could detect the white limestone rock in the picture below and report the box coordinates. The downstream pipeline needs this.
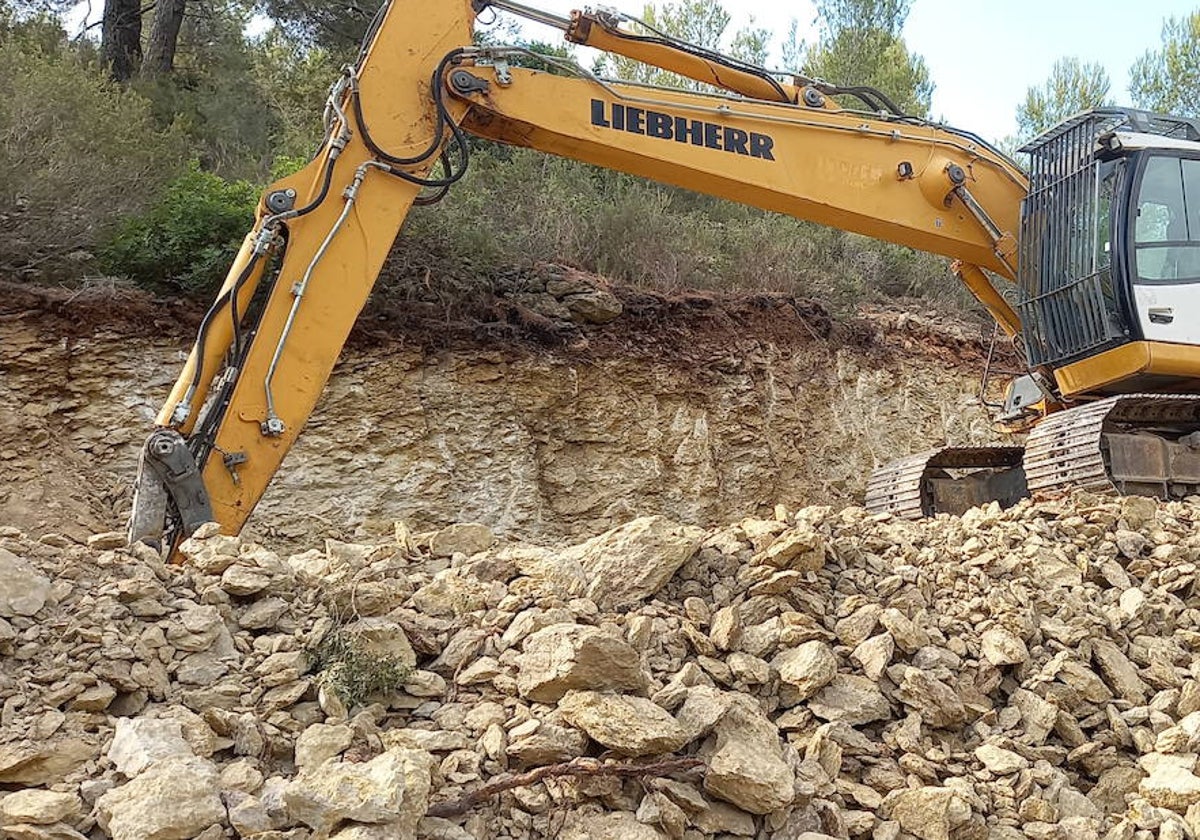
[0,547,51,617]
[284,748,434,836]
[108,718,194,779]
[561,516,704,609]
[702,694,794,815]
[515,623,647,703]
[558,691,689,756]
[96,757,224,840]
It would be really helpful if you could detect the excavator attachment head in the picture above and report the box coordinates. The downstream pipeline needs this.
[128,430,214,549]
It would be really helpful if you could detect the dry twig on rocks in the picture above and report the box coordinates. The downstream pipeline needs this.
[425,757,706,818]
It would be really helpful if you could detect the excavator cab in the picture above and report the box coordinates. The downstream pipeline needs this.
[1018,108,1200,396]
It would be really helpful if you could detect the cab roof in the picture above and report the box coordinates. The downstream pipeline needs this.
[1018,107,1200,155]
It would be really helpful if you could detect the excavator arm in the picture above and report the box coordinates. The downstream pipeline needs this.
[129,0,1029,549]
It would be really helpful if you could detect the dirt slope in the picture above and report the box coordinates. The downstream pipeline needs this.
[0,274,1015,546]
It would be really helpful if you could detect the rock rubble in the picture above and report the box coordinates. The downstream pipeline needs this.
[3,493,1200,838]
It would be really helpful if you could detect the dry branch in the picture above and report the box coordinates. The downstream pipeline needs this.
[426,756,706,818]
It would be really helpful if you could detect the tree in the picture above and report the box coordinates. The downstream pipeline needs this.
[251,27,339,159]
[729,17,769,66]
[1130,12,1200,117]
[649,0,729,49]
[134,7,288,178]
[143,0,187,74]
[1015,57,1111,142]
[0,19,184,275]
[101,0,140,80]
[262,0,381,51]
[779,18,804,72]
[816,0,910,34]
[802,0,933,117]
[0,2,69,52]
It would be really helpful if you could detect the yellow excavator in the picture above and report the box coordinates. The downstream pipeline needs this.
[128,0,1200,550]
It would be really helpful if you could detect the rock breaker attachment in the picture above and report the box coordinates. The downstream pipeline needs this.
[865,446,1028,519]
[127,430,214,549]
[1024,394,1200,500]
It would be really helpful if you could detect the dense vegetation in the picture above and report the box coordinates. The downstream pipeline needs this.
[2,0,1198,315]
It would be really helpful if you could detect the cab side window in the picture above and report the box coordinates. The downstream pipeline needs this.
[1135,156,1200,282]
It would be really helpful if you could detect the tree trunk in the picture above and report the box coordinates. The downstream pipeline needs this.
[101,0,142,81]
[144,0,186,75]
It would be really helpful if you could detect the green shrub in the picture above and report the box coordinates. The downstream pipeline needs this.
[0,31,185,278]
[307,629,412,709]
[99,164,259,295]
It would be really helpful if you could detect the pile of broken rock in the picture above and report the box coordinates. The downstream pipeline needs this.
[2,493,1200,840]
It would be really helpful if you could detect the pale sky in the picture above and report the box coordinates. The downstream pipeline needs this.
[487,0,1200,144]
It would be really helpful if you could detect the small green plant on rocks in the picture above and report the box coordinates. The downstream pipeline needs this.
[306,629,412,709]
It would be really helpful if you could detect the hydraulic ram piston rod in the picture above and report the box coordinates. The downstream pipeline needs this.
[475,0,572,32]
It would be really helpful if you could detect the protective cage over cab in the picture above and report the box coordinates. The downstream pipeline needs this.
[1016,107,1200,395]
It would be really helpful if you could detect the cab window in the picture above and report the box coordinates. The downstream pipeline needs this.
[1135,156,1200,282]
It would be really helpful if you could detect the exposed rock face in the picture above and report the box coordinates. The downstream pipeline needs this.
[0,284,1004,546]
[429,523,495,558]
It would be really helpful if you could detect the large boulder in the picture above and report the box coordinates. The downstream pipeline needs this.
[881,786,972,840]
[702,694,794,814]
[429,523,495,558]
[294,723,354,770]
[516,624,647,703]
[774,641,838,705]
[108,718,194,778]
[1139,759,1200,811]
[558,691,689,756]
[808,675,891,726]
[0,790,82,825]
[96,757,225,840]
[560,517,703,609]
[0,738,97,785]
[285,748,434,837]
[0,547,50,617]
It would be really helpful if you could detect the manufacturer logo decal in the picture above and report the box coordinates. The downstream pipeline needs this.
[591,99,775,161]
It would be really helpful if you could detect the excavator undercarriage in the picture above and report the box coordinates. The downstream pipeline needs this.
[865,395,1200,519]
[865,446,1027,520]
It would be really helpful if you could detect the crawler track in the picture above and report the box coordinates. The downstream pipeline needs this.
[868,395,1200,518]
